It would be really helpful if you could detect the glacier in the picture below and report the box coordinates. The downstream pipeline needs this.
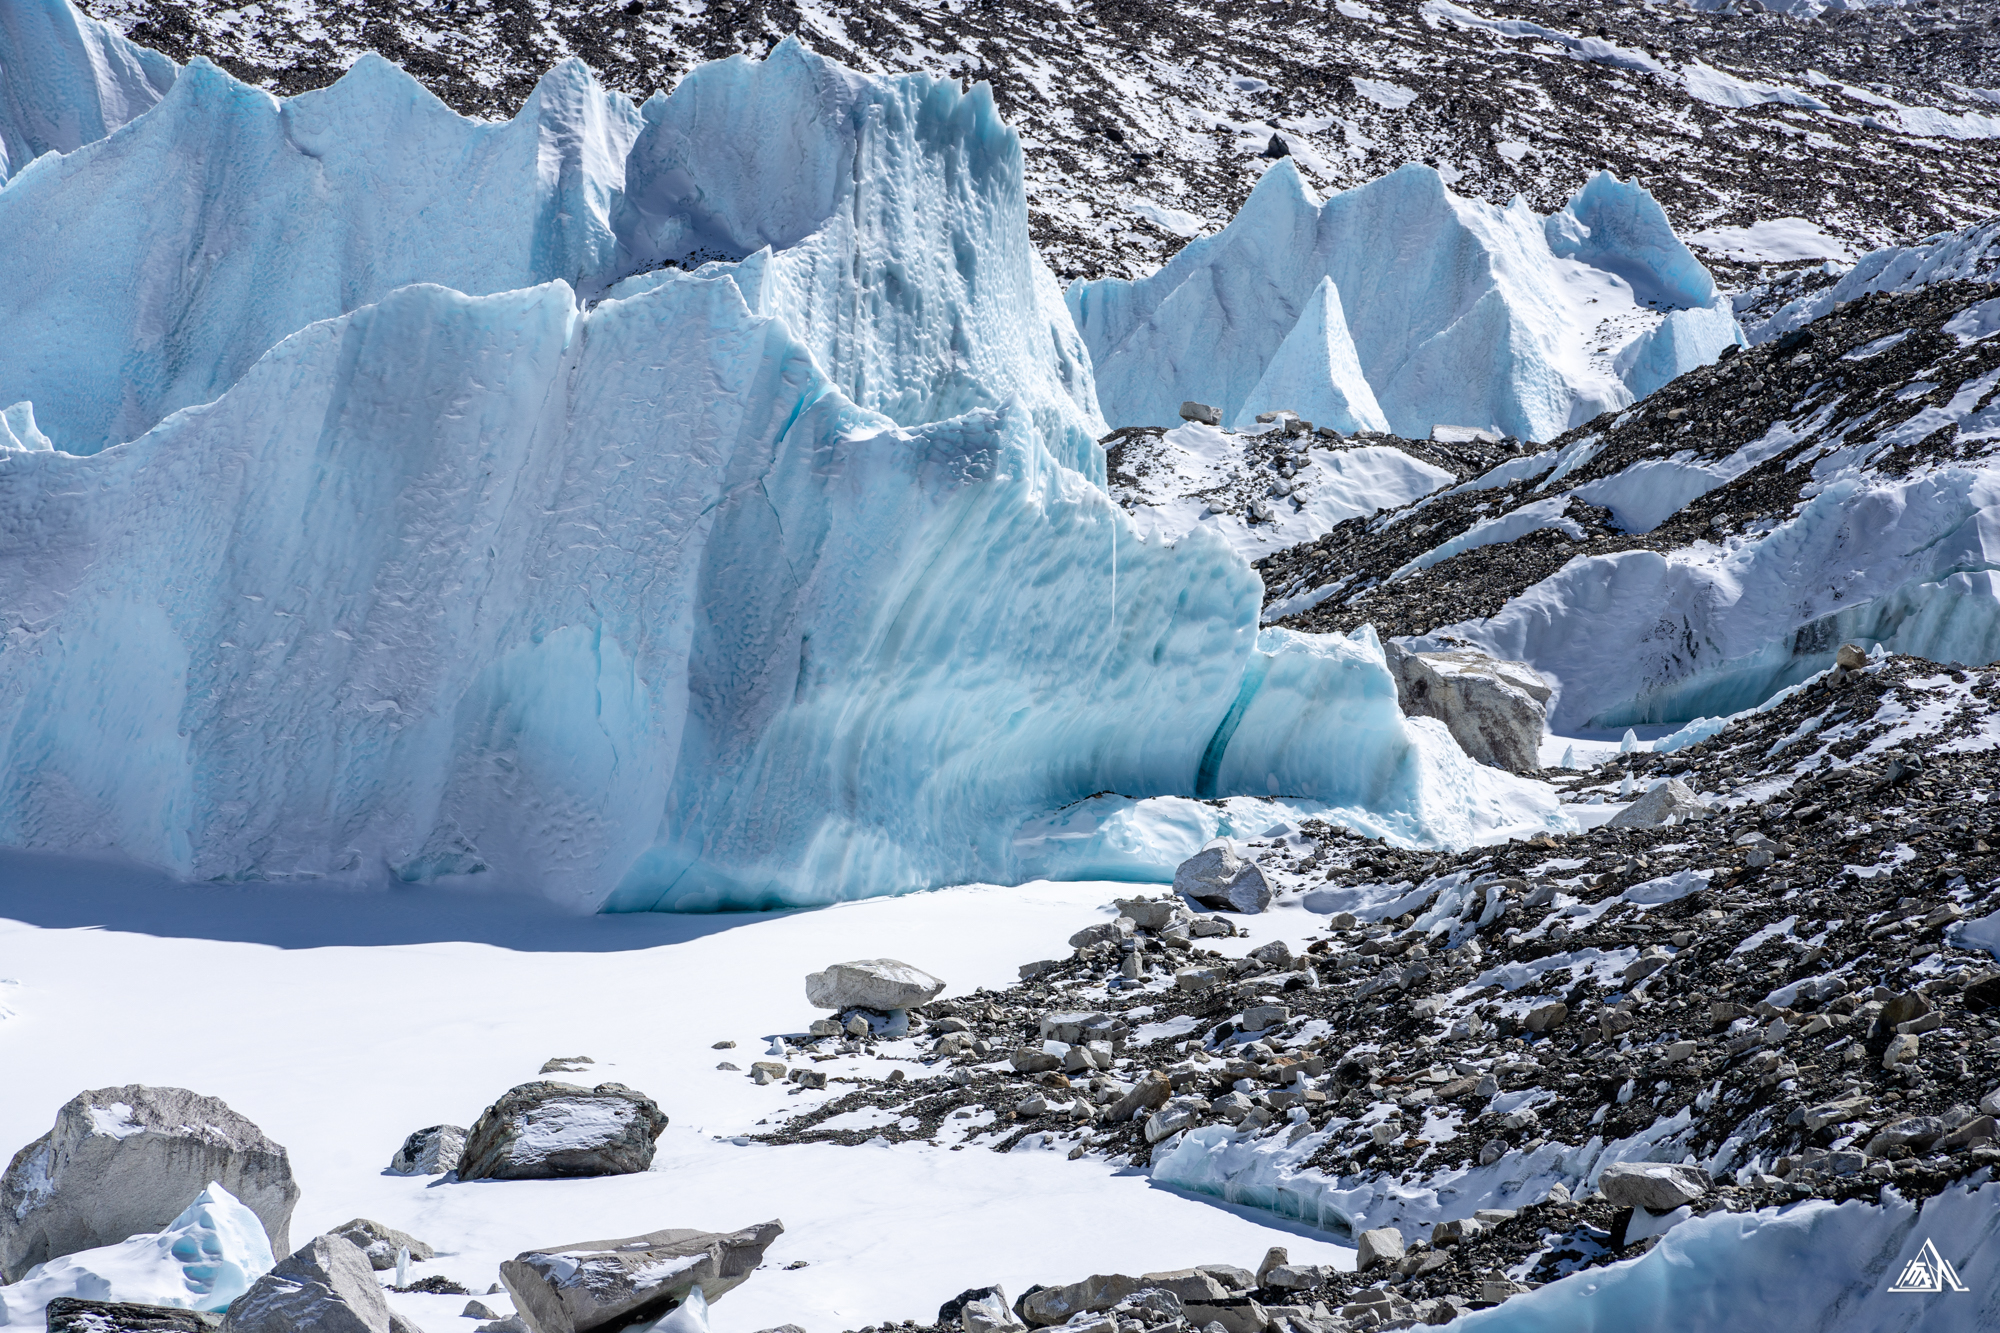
[0,34,1101,473]
[1068,162,1743,442]
[0,24,1561,909]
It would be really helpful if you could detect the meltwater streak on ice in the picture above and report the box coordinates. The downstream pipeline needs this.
[0,25,1100,474]
[1068,161,1742,443]
[0,274,1556,910]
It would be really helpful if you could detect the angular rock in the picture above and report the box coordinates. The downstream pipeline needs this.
[1524,1001,1568,1033]
[1172,847,1272,914]
[44,1297,218,1333]
[1009,1047,1063,1074]
[1605,779,1707,830]
[804,959,946,1012]
[219,1234,410,1333]
[1597,1163,1711,1212]
[457,1083,668,1182]
[1864,1116,1945,1158]
[498,1221,783,1333]
[386,1125,465,1177]
[1020,1275,1140,1327]
[1106,1071,1171,1122]
[328,1220,433,1273]
[945,1286,1025,1333]
[1879,991,1931,1027]
[1144,1097,1205,1144]
[1,1085,300,1282]
[1113,899,1185,931]
[1180,401,1222,426]
[1241,1005,1289,1032]
[1801,1094,1870,1133]
[1068,922,1128,950]
[1355,1228,1404,1271]
[1383,643,1549,775]
[1938,1115,1999,1152]
[1137,1270,1229,1302]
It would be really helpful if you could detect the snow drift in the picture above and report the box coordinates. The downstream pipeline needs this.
[1068,162,1742,442]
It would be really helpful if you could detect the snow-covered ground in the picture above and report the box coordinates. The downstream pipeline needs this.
[0,864,1355,1332]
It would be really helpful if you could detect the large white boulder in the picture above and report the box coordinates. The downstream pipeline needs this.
[457,1083,669,1182]
[1384,642,1549,775]
[804,960,946,1012]
[220,1234,418,1333]
[498,1221,783,1333]
[1171,846,1272,914]
[0,1086,298,1282]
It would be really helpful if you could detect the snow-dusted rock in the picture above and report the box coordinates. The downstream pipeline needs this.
[1172,847,1272,914]
[326,1221,432,1273]
[497,1221,782,1333]
[0,1087,298,1282]
[1019,1274,1140,1327]
[803,960,945,1012]
[385,1125,465,1177]
[1354,1228,1404,1272]
[456,1084,669,1182]
[1597,1163,1712,1212]
[949,1286,1024,1333]
[1384,643,1549,775]
[43,1297,216,1333]
[219,1234,415,1333]
[1605,779,1707,829]
[0,1184,273,1326]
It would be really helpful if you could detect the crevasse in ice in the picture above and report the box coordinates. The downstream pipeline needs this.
[0,28,1559,909]
[1069,161,1743,441]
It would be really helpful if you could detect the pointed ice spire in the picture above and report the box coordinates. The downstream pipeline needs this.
[1560,744,1576,771]
[1619,771,1635,798]
[1619,728,1639,753]
[1230,276,1391,434]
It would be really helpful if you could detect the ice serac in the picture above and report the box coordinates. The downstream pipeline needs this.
[0,272,1555,909]
[0,0,176,183]
[1229,278,1389,434]
[612,39,1104,477]
[1069,162,1740,442]
[0,51,640,454]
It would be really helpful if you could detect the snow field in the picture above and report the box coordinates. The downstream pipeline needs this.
[0,877,1356,1332]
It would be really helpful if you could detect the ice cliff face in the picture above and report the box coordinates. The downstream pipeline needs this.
[0,33,1101,473]
[1069,161,1743,442]
[0,0,173,183]
[0,24,1555,908]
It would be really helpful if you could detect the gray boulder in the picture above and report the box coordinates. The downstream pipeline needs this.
[328,1219,433,1272]
[1865,1116,1945,1158]
[220,1234,418,1333]
[498,1221,783,1333]
[457,1083,668,1182]
[1,1085,300,1282]
[386,1124,465,1177]
[1597,1162,1712,1212]
[1606,779,1708,830]
[1179,401,1222,427]
[1383,642,1549,775]
[1172,847,1272,914]
[953,1287,1026,1333]
[1020,1275,1140,1327]
[1112,898,1186,931]
[1355,1228,1404,1271]
[803,959,945,1012]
